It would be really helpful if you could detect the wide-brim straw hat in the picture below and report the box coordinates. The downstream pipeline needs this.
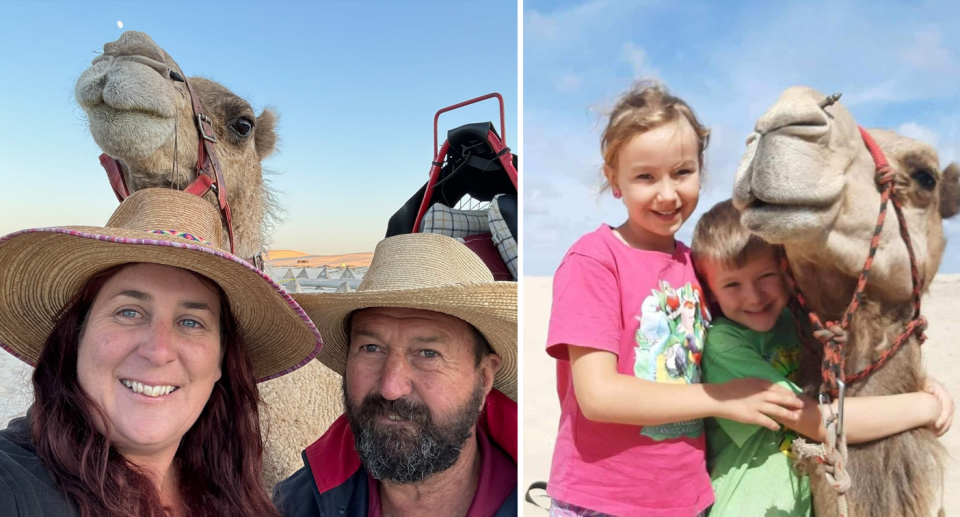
[293,233,517,400]
[0,188,321,382]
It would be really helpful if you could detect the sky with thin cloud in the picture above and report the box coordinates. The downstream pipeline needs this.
[524,0,960,276]
[0,1,517,255]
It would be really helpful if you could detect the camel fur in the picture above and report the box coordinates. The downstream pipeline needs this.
[75,31,343,489]
[733,86,960,517]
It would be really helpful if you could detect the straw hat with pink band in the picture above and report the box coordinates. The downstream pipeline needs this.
[292,232,517,401]
[0,188,321,382]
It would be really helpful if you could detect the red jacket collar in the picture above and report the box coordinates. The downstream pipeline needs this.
[304,389,517,494]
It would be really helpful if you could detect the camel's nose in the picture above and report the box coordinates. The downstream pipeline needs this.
[755,86,830,140]
[98,31,169,76]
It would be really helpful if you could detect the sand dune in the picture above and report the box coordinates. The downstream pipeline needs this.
[266,250,373,268]
[266,250,312,260]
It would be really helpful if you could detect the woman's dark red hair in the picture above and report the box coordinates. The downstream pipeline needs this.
[30,264,281,517]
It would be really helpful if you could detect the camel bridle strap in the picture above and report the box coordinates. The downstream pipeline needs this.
[100,153,131,201]
[792,396,853,516]
[780,126,927,400]
[98,70,239,257]
[179,76,236,256]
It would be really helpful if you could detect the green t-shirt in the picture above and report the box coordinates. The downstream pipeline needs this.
[702,310,811,517]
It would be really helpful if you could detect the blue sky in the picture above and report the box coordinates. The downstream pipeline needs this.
[0,0,518,255]
[524,0,960,275]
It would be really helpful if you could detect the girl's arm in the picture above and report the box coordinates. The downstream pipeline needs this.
[923,377,954,435]
[777,378,952,443]
[569,345,803,431]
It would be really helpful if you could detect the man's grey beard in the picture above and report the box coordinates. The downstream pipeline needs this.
[343,376,486,484]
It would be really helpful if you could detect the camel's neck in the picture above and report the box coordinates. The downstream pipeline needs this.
[787,250,922,397]
[844,299,923,396]
[208,183,263,260]
[785,255,856,321]
[224,172,273,261]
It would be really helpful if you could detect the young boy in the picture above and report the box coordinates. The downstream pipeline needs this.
[691,200,953,517]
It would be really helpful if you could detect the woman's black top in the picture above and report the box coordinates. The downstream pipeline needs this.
[0,416,78,516]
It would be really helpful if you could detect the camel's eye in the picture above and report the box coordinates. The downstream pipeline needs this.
[231,117,253,137]
[911,169,937,190]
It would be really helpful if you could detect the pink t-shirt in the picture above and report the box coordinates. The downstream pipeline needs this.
[546,225,714,517]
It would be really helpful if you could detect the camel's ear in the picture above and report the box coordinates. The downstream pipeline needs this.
[255,109,278,160]
[941,162,960,219]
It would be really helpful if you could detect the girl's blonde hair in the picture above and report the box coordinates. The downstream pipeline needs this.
[600,81,711,191]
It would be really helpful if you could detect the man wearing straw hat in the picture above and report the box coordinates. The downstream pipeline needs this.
[273,232,517,517]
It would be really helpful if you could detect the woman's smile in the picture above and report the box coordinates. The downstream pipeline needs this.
[119,378,181,398]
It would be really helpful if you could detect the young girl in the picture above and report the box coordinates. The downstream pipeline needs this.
[545,82,805,517]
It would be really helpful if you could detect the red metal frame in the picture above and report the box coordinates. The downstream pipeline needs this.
[412,94,517,233]
[434,93,507,159]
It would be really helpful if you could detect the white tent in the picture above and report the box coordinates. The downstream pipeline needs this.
[340,266,356,279]
[280,278,302,294]
[282,268,295,279]
[317,267,328,279]
[335,281,353,293]
[296,268,309,279]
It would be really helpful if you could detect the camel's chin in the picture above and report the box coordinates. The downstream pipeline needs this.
[740,204,831,243]
[87,107,175,161]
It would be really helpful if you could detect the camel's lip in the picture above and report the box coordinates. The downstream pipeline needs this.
[744,199,833,216]
[81,94,178,124]
[747,191,838,212]
[740,202,830,243]
[76,60,178,119]
[86,103,174,122]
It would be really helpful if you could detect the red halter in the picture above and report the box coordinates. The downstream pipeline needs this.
[99,71,239,260]
[781,126,927,399]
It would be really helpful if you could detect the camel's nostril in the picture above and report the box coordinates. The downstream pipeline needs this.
[758,116,830,141]
[100,32,167,72]
[760,111,828,134]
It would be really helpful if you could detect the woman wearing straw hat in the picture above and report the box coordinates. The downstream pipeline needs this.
[273,232,517,517]
[0,189,322,517]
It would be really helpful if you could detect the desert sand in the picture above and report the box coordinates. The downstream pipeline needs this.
[0,350,32,426]
[522,274,960,515]
[266,250,373,268]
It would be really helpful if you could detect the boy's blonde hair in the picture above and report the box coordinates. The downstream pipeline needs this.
[691,199,777,270]
[600,80,711,192]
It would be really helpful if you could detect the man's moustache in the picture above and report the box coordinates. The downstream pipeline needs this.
[360,395,432,425]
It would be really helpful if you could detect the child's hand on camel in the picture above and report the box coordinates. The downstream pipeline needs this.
[922,377,954,436]
[711,378,804,432]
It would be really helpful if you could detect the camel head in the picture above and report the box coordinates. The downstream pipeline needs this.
[733,86,960,303]
[75,31,278,259]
